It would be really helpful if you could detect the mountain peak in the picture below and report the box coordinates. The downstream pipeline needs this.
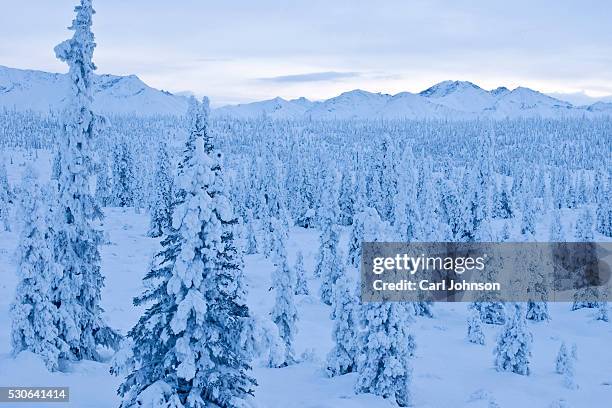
[508,87,570,105]
[491,86,510,97]
[337,89,377,98]
[512,86,537,93]
[419,80,481,97]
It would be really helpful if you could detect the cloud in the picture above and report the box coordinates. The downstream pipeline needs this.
[194,57,235,63]
[258,71,360,83]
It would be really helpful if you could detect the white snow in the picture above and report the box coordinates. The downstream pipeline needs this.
[0,151,611,408]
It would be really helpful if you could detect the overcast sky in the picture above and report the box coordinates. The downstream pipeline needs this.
[1,0,611,106]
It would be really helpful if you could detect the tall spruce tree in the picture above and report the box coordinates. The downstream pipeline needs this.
[53,0,118,361]
[270,237,298,366]
[117,98,256,407]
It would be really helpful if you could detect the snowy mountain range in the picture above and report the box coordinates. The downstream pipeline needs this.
[219,81,612,120]
[2,65,612,119]
[0,65,189,116]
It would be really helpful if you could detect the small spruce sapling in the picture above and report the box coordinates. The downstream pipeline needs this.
[467,308,485,345]
[294,251,309,295]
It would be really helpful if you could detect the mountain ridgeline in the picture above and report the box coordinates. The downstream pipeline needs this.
[1,65,611,119]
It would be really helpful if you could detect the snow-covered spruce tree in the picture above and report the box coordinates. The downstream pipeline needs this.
[241,315,285,369]
[572,211,599,311]
[526,246,551,322]
[347,210,366,270]
[574,207,594,241]
[467,308,485,345]
[257,209,273,256]
[575,172,588,205]
[148,140,174,237]
[555,342,570,374]
[593,168,606,204]
[493,177,512,219]
[555,342,578,389]
[347,207,387,270]
[270,236,298,366]
[549,210,564,241]
[526,300,549,322]
[493,303,532,376]
[562,355,577,390]
[53,0,118,361]
[315,168,342,302]
[117,98,256,407]
[112,139,135,207]
[0,160,11,231]
[316,167,340,228]
[244,212,258,255]
[371,134,398,222]
[338,171,355,226]
[268,216,288,261]
[10,167,65,371]
[596,292,609,322]
[355,302,414,407]
[596,198,612,238]
[499,220,511,241]
[392,145,418,241]
[471,244,506,325]
[520,191,536,237]
[438,177,471,241]
[317,225,342,306]
[463,152,492,241]
[412,300,434,318]
[566,178,578,210]
[326,274,358,376]
[416,167,452,242]
[294,251,309,295]
[595,301,609,324]
[595,171,611,237]
[571,343,578,360]
[51,150,62,181]
[95,160,112,207]
[353,170,367,215]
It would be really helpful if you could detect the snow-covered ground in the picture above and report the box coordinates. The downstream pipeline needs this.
[0,151,611,408]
